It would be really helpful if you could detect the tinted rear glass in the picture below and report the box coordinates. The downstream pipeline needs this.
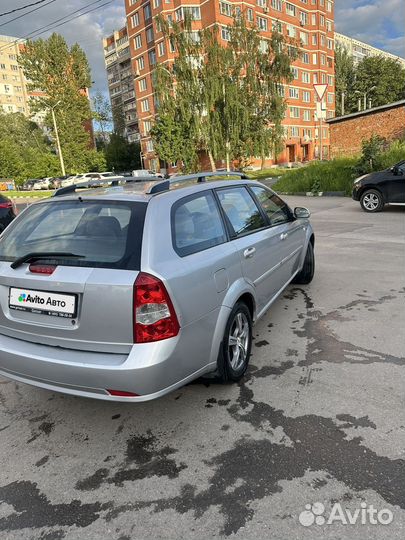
[0,199,146,270]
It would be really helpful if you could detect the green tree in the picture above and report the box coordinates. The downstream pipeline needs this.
[152,15,296,171]
[0,112,60,185]
[92,91,112,147]
[104,133,141,172]
[334,44,357,116]
[354,55,405,110]
[18,33,104,173]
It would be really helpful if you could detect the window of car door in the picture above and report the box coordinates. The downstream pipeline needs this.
[249,186,292,226]
[215,186,267,238]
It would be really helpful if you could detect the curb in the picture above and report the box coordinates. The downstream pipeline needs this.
[278,191,348,197]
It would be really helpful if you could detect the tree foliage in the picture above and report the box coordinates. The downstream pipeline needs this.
[0,112,60,185]
[104,134,141,172]
[151,15,297,171]
[18,33,104,173]
[335,49,405,116]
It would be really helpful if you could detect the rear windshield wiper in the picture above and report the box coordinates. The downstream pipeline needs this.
[10,252,85,270]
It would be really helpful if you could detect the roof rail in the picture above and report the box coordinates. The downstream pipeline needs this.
[147,171,248,194]
[52,176,162,197]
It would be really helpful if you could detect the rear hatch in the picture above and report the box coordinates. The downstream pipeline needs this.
[0,197,147,353]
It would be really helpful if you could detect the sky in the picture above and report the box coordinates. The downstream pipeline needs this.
[0,0,404,99]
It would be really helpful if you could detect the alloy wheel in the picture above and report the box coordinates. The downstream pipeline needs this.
[228,312,250,370]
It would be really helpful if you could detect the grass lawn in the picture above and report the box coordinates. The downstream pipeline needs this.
[5,190,54,198]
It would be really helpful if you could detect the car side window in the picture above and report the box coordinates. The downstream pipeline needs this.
[250,186,291,226]
[216,187,266,236]
[172,191,227,256]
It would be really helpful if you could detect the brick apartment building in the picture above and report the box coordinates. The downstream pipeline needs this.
[103,26,140,143]
[124,0,336,171]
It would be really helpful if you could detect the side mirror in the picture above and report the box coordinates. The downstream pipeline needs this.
[294,207,310,219]
[392,167,398,175]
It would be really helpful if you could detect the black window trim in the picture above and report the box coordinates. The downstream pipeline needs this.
[171,188,229,258]
[247,185,295,228]
[214,184,270,240]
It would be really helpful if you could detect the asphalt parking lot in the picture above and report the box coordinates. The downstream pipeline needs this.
[1,196,404,540]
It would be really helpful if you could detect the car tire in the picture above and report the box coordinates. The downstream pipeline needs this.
[217,302,252,383]
[360,189,384,212]
[292,241,315,285]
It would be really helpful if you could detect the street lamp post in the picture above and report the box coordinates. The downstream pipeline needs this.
[355,86,377,112]
[50,101,66,177]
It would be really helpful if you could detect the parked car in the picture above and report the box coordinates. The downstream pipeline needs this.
[32,178,53,190]
[132,169,163,178]
[0,172,314,401]
[352,160,405,212]
[22,179,40,191]
[0,194,17,233]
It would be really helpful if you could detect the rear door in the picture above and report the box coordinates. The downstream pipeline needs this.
[215,186,286,313]
[0,198,146,353]
[249,186,306,283]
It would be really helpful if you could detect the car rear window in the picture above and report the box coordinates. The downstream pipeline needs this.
[0,199,146,270]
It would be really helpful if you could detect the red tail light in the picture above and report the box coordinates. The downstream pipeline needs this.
[134,272,180,343]
[0,201,12,209]
[29,263,56,275]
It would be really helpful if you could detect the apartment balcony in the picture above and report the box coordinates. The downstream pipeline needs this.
[122,90,136,102]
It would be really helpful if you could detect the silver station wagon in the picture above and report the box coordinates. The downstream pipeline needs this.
[0,172,315,401]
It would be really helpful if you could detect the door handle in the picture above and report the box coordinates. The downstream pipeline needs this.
[280,233,288,240]
[243,247,256,258]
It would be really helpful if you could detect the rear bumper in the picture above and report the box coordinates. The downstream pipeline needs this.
[0,320,219,401]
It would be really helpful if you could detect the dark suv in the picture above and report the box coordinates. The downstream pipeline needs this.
[352,160,405,212]
[0,194,17,232]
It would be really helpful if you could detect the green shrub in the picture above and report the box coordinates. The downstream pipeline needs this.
[379,140,405,169]
[272,157,358,195]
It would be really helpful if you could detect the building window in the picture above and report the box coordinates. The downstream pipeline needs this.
[257,17,268,31]
[312,53,317,64]
[158,41,165,56]
[153,0,161,7]
[291,66,299,79]
[4,84,10,93]
[289,87,299,99]
[328,75,333,85]
[134,34,142,49]
[148,49,157,65]
[327,1,332,11]
[221,27,230,41]
[175,6,201,21]
[131,12,140,27]
[286,25,296,38]
[303,110,311,121]
[11,65,18,71]
[146,140,154,152]
[302,53,309,64]
[139,78,147,91]
[285,3,296,16]
[272,20,282,32]
[141,98,150,112]
[300,31,308,45]
[303,90,311,102]
[144,3,152,20]
[220,1,232,16]
[300,12,308,26]
[289,107,300,118]
[247,8,254,21]
[311,14,316,25]
[312,34,317,45]
[290,126,299,137]
[327,92,334,103]
[143,120,152,134]
[271,0,282,11]
[320,14,325,26]
[146,27,154,43]
[302,71,310,83]
[137,56,145,71]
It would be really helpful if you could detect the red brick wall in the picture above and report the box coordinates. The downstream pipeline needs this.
[329,104,405,158]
